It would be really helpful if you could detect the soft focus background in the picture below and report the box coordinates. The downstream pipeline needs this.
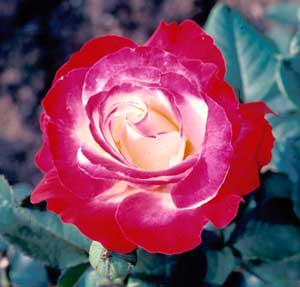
[1,1,300,287]
[0,0,298,187]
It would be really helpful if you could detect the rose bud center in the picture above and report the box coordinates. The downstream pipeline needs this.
[101,89,186,171]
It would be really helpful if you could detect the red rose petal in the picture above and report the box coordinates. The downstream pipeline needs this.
[43,69,114,199]
[217,102,274,199]
[43,68,87,123]
[31,168,67,204]
[159,72,208,153]
[82,46,196,104]
[206,77,240,141]
[35,113,53,173]
[77,145,195,185]
[31,169,136,253]
[202,194,243,228]
[54,35,137,83]
[104,66,161,90]
[171,97,233,209]
[145,20,226,78]
[60,193,137,253]
[239,102,274,169]
[116,191,208,254]
[181,59,218,90]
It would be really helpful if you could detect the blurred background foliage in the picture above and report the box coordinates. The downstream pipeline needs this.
[0,0,300,286]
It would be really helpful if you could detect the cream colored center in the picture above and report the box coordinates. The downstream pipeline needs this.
[105,92,186,171]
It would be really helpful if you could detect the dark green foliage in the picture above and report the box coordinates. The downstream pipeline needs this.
[277,54,300,107]
[269,113,300,218]
[233,199,300,261]
[11,183,32,205]
[0,177,91,270]
[58,264,90,287]
[76,268,102,287]
[8,247,49,287]
[265,3,300,25]
[205,4,278,104]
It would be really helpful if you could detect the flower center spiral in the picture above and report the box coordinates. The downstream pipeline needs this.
[102,88,186,171]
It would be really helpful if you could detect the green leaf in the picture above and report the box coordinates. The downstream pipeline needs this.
[75,268,101,287]
[5,209,90,268]
[0,176,13,204]
[127,249,176,287]
[58,263,89,287]
[268,23,300,112]
[0,176,91,268]
[12,183,32,205]
[0,236,8,252]
[242,271,268,287]
[0,177,14,229]
[262,173,292,200]
[259,84,296,114]
[89,241,134,285]
[268,113,300,217]
[235,223,300,261]
[233,199,300,261]
[204,247,238,285]
[268,26,295,56]
[277,55,300,107]
[8,248,49,287]
[265,3,300,25]
[248,255,300,287]
[205,4,278,103]
[290,31,300,55]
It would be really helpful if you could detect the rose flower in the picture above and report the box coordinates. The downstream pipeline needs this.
[31,20,274,254]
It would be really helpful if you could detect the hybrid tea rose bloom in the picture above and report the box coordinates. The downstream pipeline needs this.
[31,20,274,254]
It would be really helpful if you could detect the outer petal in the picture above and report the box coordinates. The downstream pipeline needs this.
[43,69,113,199]
[239,102,274,169]
[35,113,53,173]
[54,35,138,82]
[171,97,233,208]
[181,59,218,90]
[218,102,274,198]
[116,192,208,254]
[159,73,208,153]
[145,20,225,78]
[31,169,67,204]
[78,147,194,185]
[205,77,240,141]
[198,75,260,197]
[31,169,136,253]
[82,46,196,105]
[201,194,243,228]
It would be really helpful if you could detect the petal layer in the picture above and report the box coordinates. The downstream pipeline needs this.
[227,102,274,196]
[35,113,53,173]
[116,191,208,254]
[146,20,225,78]
[31,169,136,253]
[171,97,233,208]
[54,35,137,82]
[43,69,113,198]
